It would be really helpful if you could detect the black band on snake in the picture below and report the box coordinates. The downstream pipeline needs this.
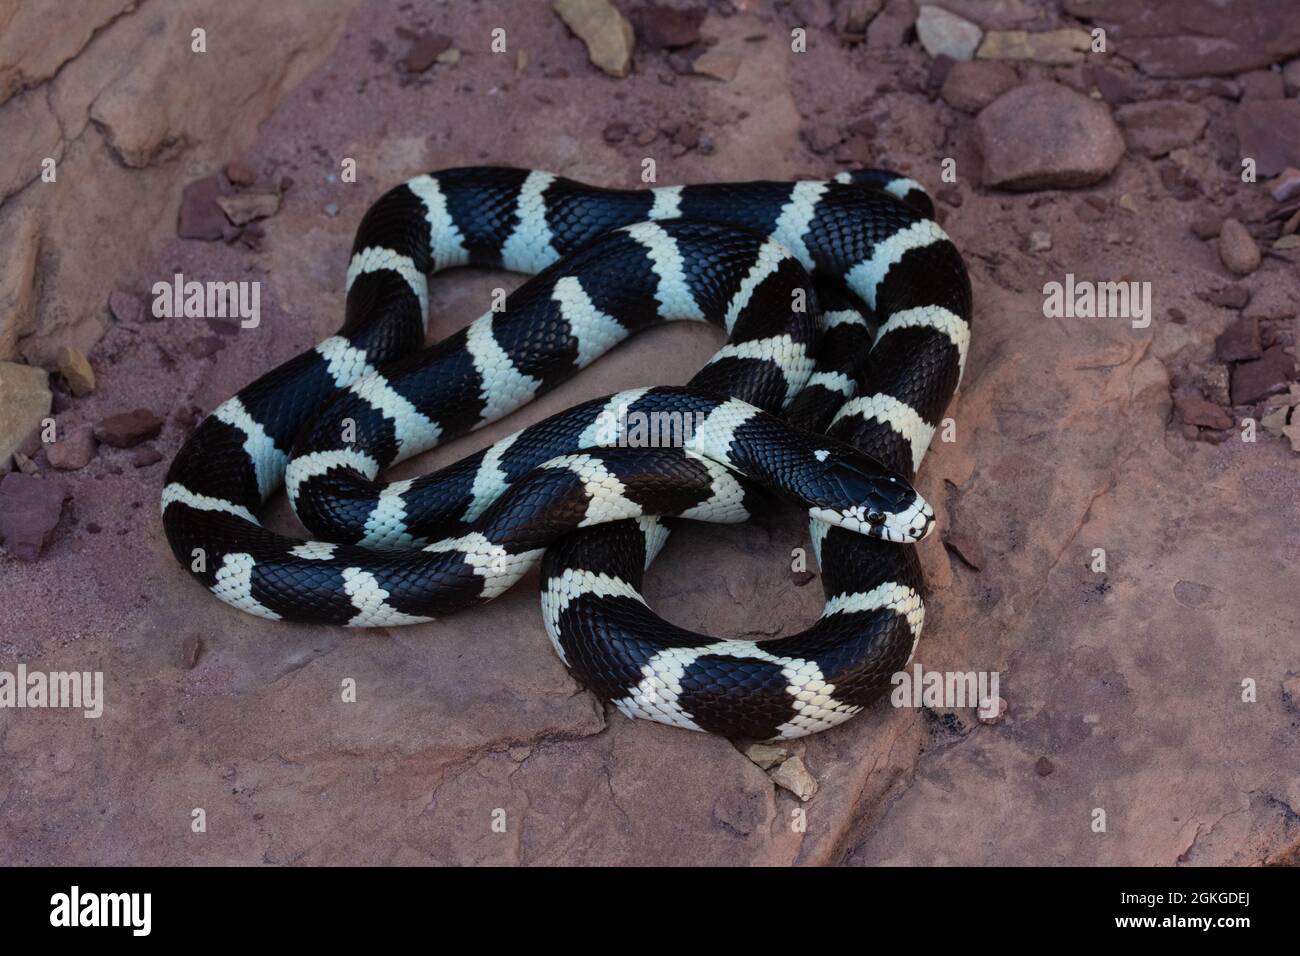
[161,167,972,740]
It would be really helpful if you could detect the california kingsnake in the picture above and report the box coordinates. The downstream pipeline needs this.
[162,167,971,740]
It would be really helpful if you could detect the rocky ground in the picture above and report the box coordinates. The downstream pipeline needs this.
[1,0,1298,866]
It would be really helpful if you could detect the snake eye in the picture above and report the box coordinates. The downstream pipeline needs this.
[867,511,887,526]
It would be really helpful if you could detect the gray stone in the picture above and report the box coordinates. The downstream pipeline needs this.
[916,5,982,62]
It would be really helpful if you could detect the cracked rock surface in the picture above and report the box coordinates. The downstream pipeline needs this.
[1,0,1297,865]
[0,0,362,365]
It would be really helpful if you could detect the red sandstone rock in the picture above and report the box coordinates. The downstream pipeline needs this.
[224,159,258,186]
[976,83,1125,190]
[630,3,704,49]
[397,31,451,73]
[1215,315,1262,362]
[129,446,163,468]
[0,472,66,560]
[1230,347,1295,404]
[940,60,1017,113]
[93,409,163,448]
[1238,69,1286,102]
[45,425,96,471]
[1175,397,1233,430]
[1235,100,1300,178]
[1065,0,1300,79]
[1116,100,1208,158]
[177,175,232,241]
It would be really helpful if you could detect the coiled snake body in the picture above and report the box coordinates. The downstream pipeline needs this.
[163,167,971,740]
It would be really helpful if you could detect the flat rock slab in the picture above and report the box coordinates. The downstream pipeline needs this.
[1065,0,1300,78]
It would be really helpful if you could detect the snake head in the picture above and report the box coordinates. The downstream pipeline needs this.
[805,457,934,543]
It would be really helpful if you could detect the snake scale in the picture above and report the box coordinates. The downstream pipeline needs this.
[162,166,972,740]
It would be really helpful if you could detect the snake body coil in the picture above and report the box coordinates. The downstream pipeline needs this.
[163,167,971,740]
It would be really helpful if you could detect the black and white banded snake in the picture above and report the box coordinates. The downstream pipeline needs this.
[162,167,972,740]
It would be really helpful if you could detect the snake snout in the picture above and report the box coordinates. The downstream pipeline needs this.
[905,501,935,540]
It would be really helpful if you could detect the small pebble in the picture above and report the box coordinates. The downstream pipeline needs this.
[56,347,96,397]
[398,31,452,73]
[46,425,96,471]
[1269,167,1300,204]
[324,203,340,217]
[182,635,203,669]
[12,451,37,475]
[744,742,789,770]
[224,160,257,186]
[1205,285,1250,310]
[1218,218,1261,276]
[109,289,144,325]
[769,754,818,801]
[93,409,163,448]
[130,447,163,468]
